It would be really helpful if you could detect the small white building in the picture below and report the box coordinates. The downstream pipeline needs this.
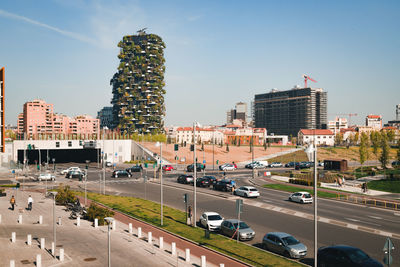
[328,117,348,135]
[297,129,335,146]
[366,115,382,130]
[175,127,224,145]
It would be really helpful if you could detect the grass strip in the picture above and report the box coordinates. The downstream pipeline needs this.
[263,184,338,198]
[367,180,400,194]
[77,192,302,267]
[0,184,17,188]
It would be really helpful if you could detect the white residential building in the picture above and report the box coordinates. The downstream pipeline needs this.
[366,115,382,130]
[328,117,348,135]
[297,129,335,146]
[175,127,224,145]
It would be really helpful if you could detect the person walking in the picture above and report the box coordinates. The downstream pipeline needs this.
[10,195,16,211]
[27,195,33,211]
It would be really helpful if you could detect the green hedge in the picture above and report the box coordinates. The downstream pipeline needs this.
[55,185,77,205]
[289,178,321,187]
[86,203,115,225]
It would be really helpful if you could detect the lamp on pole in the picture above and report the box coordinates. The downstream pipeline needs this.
[104,217,114,267]
[155,141,163,226]
[103,127,108,195]
[49,191,58,258]
[251,129,255,179]
[212,130,215,171]
[305,135,317,266]
[85,160,90,207]
[192,122,200,227]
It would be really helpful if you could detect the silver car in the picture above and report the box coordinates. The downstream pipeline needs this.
[262,232,307,258]
[220,219,255,241]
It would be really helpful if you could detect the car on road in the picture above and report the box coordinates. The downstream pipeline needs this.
[177,175,194,184]
[220,219,255,241]
[66,170,85,179]
[219,163,236,171]
[288,192,313,204]
[196,177,211,187]
[262,232,307,259]
[392,161,400,167]
[295,162,311,170]
[199,212,224,231]
[202,176,217,185]
[234,186,260,198]
[37,173,55,181]
[162,165,174,171]
[269,162,283,168]
[213,179,235,192]
[186,163,205,172]
[60,167,81,175]
[318,245,383,267]
[105,161,113,167]
[111,170,132,178]
[245,162,265,169]
[285,162,298,168]
[126,166,142,173]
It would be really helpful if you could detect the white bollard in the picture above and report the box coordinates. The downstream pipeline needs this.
[36,254,42,267]
[94,218,98,228]
[171,242,176,255]
[219,264,225,267]
[148,232,152,244]
[76,216,80,226]
[129,223,132,234]
[27,234,32,246]
[51,242,55,256]
[0,214,2,224]
[11,232,16,243]
[138,227,142,238]
[201,256,206,267]
[18,214,22,224]
[58,217,62,226]
[39,215,43,224]
[60,248,64,261]
[159,237,164,250]
[10,260,15,267]
[185,248,191,262]
[40,238,45,250]
[112,220,116,231]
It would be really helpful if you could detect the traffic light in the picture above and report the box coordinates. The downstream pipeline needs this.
[174,144,179,151]
[16,183,20,189]
[190,144,194,151]
[183,193,188,203]
[27,144,32,150]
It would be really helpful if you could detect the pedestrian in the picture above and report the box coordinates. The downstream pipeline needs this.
[342,176,346,186]
[10,195,16,210]
[27,195,33,211]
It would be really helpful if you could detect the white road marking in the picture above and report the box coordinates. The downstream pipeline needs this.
[394,212,400,216]
[262,199,272,203]
[368,215,382,220]
[345,218,360,222]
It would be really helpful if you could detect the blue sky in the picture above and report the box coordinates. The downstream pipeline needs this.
[1,0,399,127]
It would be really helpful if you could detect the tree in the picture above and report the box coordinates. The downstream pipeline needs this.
[359,132,369,175]
[370,131,381,157]
[397,139,400,162]
[379,133,390,169]
[263,141,267,151]
[334,133,343,147]
[386,129,395,143]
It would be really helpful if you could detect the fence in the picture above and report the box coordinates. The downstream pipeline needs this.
[336,194,400,210]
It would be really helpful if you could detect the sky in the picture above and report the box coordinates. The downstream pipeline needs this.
[1,0,399,127]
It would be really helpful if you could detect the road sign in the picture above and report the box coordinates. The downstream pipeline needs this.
[236,199,243,214]
[183,193,189,203]
[216,160,219,164]
[383,237,395,252]
[383,255,393,265]
[203,160,206,164]
[383,237,395,266]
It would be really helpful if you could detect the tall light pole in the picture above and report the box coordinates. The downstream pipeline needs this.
[212,130,215,171]
[193,122,200,227]
[49,191,58,258]
[103,127,108,194]
[251,129,255,179]
[155,141,163,226]
[104,217,114,267]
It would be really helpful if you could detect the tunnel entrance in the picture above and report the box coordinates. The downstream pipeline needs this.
[17,148,100,164]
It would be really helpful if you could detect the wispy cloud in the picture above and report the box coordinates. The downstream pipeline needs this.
[187,15,202,22]
[0,9,96,45]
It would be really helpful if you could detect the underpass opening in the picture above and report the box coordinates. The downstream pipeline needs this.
[18,148,100,164]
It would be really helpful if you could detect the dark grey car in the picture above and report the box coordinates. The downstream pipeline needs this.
[220,219,255,241]
[262,232,307,258]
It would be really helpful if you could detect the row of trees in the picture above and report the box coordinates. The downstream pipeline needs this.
[335,129,396,147]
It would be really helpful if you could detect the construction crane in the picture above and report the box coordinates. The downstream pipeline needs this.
[302,74,317,88]
[329,113,358,126]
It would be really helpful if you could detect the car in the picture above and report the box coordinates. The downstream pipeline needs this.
[177,175,194,184]
[288,192,313,204]
[213,179,235,192]
[37,173,55,181]
[318,161,324,167]
[196,177,211,187]
[318,245,383,267]
[234,186,260,198]
[295,162,311,170]
[262,232,307,259]
[245,162,265,169]
[220,219,255,241]
[186,163,205,172]
[202,176,217,185]
[162,165,174,171]
[60,167,81,175]
[126,166,142,173]
[65,170,85,179]
[392,161,400,167]
[199,212,224,231]
[269,162,283,168]
[219,163,236,171]
[285,162,298,168]
[105,161,113,167]
[111,170,132,178]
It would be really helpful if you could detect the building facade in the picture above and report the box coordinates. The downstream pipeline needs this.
[97,106,113,129]
[328,117,348,135]
[226,102,247,124]
[175,127,224,145]
[254,87,327,136]
[365,114,382,130]
[110,30,166,134]
[297,129,334,146]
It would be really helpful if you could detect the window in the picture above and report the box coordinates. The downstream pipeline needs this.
[56,142,60,148]
[68,141,72,147]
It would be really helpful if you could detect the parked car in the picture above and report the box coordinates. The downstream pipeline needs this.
[111,170,132,178]
[269,162,283,168]
[37,173,55,181]
[219,163,236,171]
[60,167,81,175]
[177,175,194,184]
[202,176,217,185]
[295,162,311,170]
[105,161,113,167]
[285,162,298,168]
[262,232,307,259]
[187,163,205,172]
[162,165,174,171]
[318,245,383,267]
[318,161,324,167]
[196,177,211,187]
[234,186,260,198]
[392,161,400,167]
[288,192,313,204]
[199,212,224,231]
[220,219,255,241]
[126,166,142,173]
[213,179,235,192]
[66,170,85,179]
[245,162,265,169]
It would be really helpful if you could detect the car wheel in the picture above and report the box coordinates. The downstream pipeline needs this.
[283,251,291,258]
[288,197,292,201]
[300,199,304,204]
[245,193,249,198]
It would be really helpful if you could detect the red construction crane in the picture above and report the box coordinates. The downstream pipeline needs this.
[302,74,317,88]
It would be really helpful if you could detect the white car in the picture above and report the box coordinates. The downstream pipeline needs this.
[269,162,283,168]
[61,167,81,175]
[219,163,236,171]
[199,212,224,231]
[37,173,55,181]
[288,192,313,204]
[234,186,260,198]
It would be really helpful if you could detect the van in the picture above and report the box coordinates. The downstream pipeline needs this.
[257,161,269,167]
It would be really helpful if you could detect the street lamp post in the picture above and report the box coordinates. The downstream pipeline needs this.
[49,191,58,258]
[104,217,114,267]
[212,130,215,171]
[103,127,108,195]
[251,129,255,179]
[85,160,90,207]
[193,122,200,227]
[155,142,163,226]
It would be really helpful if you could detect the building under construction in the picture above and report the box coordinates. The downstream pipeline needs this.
[254,87,327,136]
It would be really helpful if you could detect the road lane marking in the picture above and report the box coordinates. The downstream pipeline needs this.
[345,218,360,222]
[368,215,382,220]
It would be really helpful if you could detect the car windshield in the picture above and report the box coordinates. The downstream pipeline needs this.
[346,248,370,263]
[208,215,222,221]
[233,222,249,229]
[282,236,300,245]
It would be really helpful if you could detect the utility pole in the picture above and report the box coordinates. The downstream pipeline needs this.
[193,123,197,227]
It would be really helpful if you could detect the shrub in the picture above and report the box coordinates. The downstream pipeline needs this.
[289,178,321,187]
[55,185,76,205]
[86,203,115,225]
